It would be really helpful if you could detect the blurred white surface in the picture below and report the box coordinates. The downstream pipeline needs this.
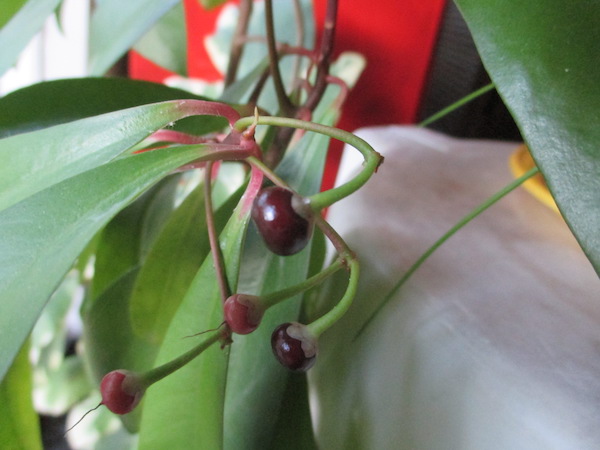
[0,0,89,96]
[309,126,600,450]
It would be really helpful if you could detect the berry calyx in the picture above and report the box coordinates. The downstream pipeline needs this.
[100,370,145,415]
[224,294,265,335]
[251,186,313,256]
[271,322,318,371]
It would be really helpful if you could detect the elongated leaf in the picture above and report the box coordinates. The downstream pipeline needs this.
[455,0,600,274]
[130,182,242,345]
[88,175,182,302]
[0,0,62,77]
[138,168,263,449]
[89,0,178,75]
[134,2,187,76]
[0,78,226,138]
[129,185,208,344]
[0,343,42,450]
[0,145,207,383]
[0,100,195,212]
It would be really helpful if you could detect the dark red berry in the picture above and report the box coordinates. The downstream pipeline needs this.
[224,294,264,335]
[100,370,144,415]
[251,186,313,256]
[271,322,317,371]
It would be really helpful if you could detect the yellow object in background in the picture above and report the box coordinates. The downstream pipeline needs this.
[509,144,560,213]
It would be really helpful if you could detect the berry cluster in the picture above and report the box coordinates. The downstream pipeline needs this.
[90,110,380,420]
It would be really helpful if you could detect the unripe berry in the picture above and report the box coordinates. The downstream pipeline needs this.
[100,370,144,415]
[224,294,264,335]
[251,186,313,256]
[271,322,318,372]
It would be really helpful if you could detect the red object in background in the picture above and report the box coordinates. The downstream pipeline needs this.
[129,0,447,189]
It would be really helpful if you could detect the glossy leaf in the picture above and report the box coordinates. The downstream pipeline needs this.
[0,145,208,383]
[129,185,208,344]
[455,0,600,274]
[89,0,179,75]
[0,78,225,138]
[138,169,263,449]
[0,100,195,212]
[0,0,62,77]
[134,2,187,76]
[88,175,182,302]
[0,343,42,450]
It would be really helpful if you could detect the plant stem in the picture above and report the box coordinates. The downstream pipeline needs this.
[419,83,495,127]
[204,162,230,304]
[261,258,344,309]
[308,258,359,338]
[225,0,253,87]
[139,330,222,388]
[303,0,338,111]
[353,166,540,339]
[235,115,382,211]
[246,155,288,187]
[264,0,294,115]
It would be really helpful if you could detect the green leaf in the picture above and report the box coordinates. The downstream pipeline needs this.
[88,175,182,302]
[0,343,42,450]
[138,170,261,449]
[128,185,208,345]
[129,182,242,345]
[0,100,195,212]
[0,78,225,138]
[133,2,187,76]
[0,0,27,28]
[89,0,179,75]
[0,0,62,77]
[455,0,600,274]
[0,145,207,383]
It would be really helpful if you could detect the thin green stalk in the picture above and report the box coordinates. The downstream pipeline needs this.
[236,116,383,211]
[261,258,344,309]
[308,259,359,337]
[139,330,222,387]
[354,166,540,339]
[419,83,495,127]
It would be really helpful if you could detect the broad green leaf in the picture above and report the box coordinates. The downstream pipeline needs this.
[134,2,187,76]
[0,78,226,138]
[0,100,197,212]
[455,0,600,274]
[267,374,318,450]
[138,169,263,449]
[89,0,179,75]
[88,175,182,302]
[129,185,208,344]
[0,343,42,450]
[0,0,27,28]
[129,182,241,345]
[0,145,208,383]
[0,0,62,77]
